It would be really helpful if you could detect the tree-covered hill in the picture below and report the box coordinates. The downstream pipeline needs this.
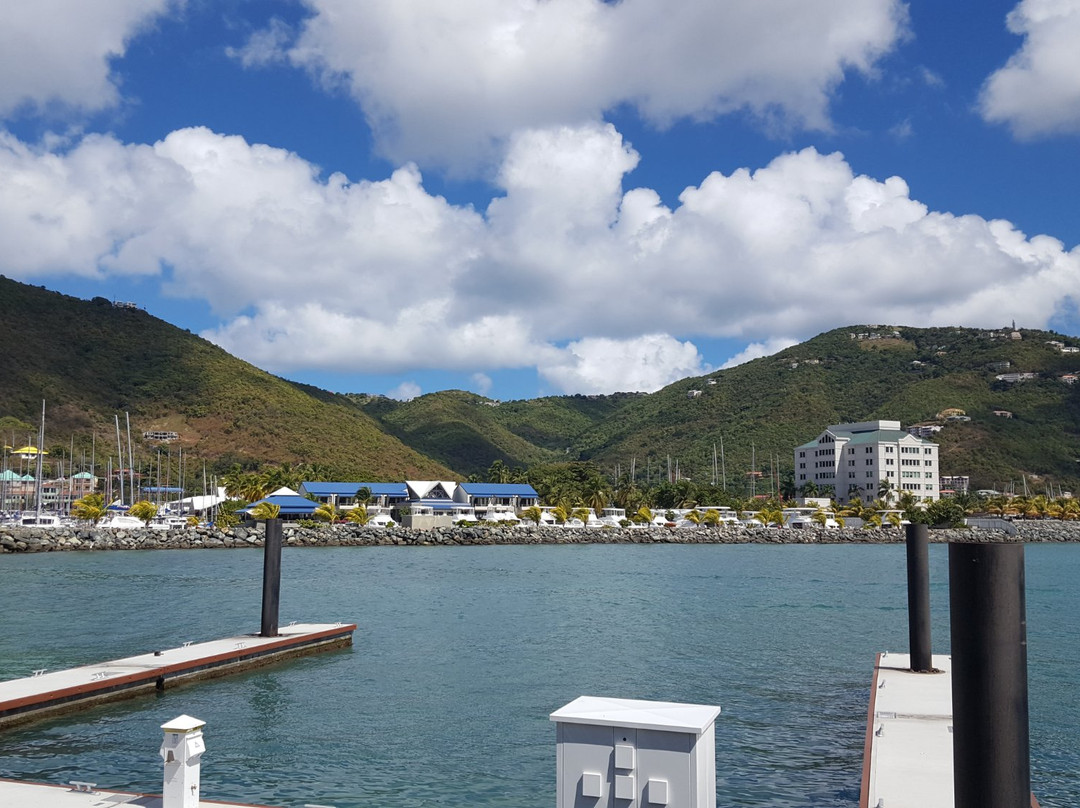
[3,274,1077,495]
[568,326,1080,494]
[0,276,452,481]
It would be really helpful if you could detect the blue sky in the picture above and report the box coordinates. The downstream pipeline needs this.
[2,0,1080,401]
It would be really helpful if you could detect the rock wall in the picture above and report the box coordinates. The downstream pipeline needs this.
[3,520,1079,553]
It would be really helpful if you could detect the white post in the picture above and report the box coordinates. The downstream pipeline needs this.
[160,715,206,808]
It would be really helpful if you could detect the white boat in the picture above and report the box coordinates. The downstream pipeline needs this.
[99,514,146,529]
[19,513,62,528]
[150,515,191,530]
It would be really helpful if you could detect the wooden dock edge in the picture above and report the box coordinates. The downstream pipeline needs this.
[0,625,354,731]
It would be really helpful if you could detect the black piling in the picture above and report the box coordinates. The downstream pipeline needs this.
[260,518,282,638]
[905,523,933,672]
[948,542,1031,808]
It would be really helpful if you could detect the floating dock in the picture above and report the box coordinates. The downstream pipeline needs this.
[860,651,1039,808]
[0,778,278,808]
[0,622,356,730]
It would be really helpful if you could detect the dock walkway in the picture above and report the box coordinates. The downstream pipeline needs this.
[0,778,279,808]
[0,622,355,729]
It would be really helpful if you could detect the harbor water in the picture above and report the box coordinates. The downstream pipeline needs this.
[1,543,1077,807]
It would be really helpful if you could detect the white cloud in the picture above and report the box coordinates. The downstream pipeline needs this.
[539,335,708,395]
[470,373,493,396]
[0,0,177,116]
[720,339,799,369]
[979,0,1080,137]
[2,124,1080,395]
[387,381,421,401]
[268,0,907,171]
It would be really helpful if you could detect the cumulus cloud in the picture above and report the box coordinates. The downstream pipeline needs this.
[2,124,1079,394]
[470,373,493,396]
[0,0,177,116]
[721,339,800,369]
[979,0,1080,137]
[540,335,709,395]
[262,0,907,171]
[387,381,422,401]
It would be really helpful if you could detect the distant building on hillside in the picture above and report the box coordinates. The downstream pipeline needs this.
[940,475,970,495]
[143,430,179,442]
[794,420,940,506]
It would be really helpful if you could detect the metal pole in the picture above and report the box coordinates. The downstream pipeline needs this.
[948,542,1031,808]
[260,518,282,637]
[905,523,933,672]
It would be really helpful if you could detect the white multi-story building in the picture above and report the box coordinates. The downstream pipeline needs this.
[794,420,939,506]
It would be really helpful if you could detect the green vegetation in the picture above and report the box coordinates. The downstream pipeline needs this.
[0,276,453,486]
[71,492,107,525]
[127,500,157,525]
[248,501,281,521]
[2,275,1077,496]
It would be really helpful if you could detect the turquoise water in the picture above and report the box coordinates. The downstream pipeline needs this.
[0,544,1077,807]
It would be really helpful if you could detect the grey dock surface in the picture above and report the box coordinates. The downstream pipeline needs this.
[0,622,355,729]
[0,778,278,807]
[860,652,1039,808]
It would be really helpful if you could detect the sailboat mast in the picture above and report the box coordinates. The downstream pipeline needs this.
[115,415,124,505]
[34,401,45,518]
[125,412,135,504]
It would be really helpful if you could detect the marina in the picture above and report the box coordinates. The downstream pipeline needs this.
[1,543,1077,807]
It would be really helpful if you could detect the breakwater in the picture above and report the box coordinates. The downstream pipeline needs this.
[3,520,1079,553]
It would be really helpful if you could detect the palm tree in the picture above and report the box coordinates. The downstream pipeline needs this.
[487,460,511,484]
[884,511,902,528]
[127,500,157,526]
[237,473,268,503]
[71,492,107,525]
[520,505,543,525]
[863,512,883,529]
[632,505,655,525]
[570,506,591,525]
[877,478,894,504]
[249,501,281,521]
[701,509,721,527]
[346,505,370,525]
[584,482,610,517]
[222,464,247,498]
[683,510,703,526]
[551,504,571,525]
[313,502,339,523]
[754,506,784,527]
[810,509,830,527]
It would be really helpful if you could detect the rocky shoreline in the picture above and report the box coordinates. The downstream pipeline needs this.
[3,519,1080,553]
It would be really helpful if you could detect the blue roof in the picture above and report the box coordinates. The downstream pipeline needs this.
[459,483,539,497]
[300,481,408,496]
[243,494,318,515]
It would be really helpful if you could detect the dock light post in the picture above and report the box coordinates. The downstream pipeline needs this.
[905,523,933,672]
[948,542,1031,808]
[260,517,282,637]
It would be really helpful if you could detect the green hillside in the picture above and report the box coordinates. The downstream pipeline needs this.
[3,274,1078,495]
[0,277,453,481]
[570,326,1080,494]
[349,390,643,477]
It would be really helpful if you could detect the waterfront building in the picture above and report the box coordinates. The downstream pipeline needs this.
[794,420,940,506]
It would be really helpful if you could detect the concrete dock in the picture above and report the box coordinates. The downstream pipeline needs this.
[0,622,356,729]
[0,778,279,808]
[860,651,1039,808]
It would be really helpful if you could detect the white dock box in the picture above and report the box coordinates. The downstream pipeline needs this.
[551,696,721,808]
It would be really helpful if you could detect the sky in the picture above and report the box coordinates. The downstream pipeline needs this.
[2,0,1080,402]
